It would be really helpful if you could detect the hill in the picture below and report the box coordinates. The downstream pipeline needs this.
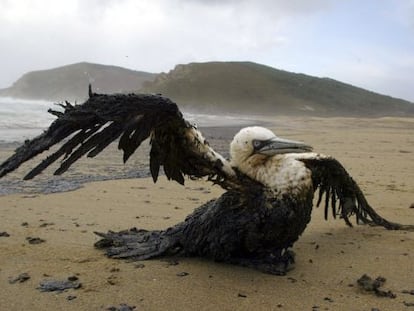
[142,61,414,116]
[0,62,156,101]
[1,61,412,116]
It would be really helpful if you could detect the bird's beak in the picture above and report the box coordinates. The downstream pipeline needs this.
[256,137,313,155]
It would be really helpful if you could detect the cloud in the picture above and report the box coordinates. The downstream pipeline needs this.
[319,43,414,101]
[394,0,414,30]
[0,0,412,101]
[0,0,330,85]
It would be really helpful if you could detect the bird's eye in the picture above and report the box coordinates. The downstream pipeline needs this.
[252,140,262,148]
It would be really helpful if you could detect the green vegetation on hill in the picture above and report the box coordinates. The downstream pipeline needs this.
[0,62,156,101]
[1,61,412,116]
[142,62,414,116]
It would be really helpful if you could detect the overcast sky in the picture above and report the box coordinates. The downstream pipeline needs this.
[1,0,413,102]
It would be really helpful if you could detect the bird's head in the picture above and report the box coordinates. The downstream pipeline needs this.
[230,126,313,168]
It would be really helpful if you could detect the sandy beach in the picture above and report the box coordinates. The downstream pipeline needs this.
[0,116,414,310]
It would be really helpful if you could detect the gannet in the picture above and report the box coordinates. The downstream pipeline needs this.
[1,89,412,274]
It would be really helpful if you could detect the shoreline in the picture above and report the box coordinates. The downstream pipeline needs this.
[0,116,413,310]
[1,116,413,196]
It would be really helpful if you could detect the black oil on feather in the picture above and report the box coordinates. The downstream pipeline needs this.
[95,190,311,275]
[1,88,413,275]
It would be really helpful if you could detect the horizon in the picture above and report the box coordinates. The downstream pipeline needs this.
[0,0,413,102]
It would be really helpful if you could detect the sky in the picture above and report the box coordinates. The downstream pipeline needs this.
[1,0,413,102]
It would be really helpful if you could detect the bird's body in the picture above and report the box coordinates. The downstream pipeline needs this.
[1,89,412,274]
[96,177,314,274]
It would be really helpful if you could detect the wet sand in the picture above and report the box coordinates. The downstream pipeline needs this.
[0,117,414,310]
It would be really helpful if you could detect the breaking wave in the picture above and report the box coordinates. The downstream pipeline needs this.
[0,97,57,143]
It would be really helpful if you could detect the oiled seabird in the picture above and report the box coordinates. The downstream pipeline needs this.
[1,89,413,275]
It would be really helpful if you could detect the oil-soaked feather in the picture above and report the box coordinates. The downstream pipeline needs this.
[301,157,414,230]
[331,190,337,219]
[54,124,124,175]
[87,123,125,158]
[0,90,244,193]
[325,186,331,219]
[23,127,100,180]
[316,186,323,208]
[0,123,77,178]
[149,151,160,183]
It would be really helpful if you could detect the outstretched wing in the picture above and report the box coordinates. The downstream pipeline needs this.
[300,155,414,231]
[0,89,246,191]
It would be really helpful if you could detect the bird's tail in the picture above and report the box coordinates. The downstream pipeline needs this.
[94,227,182,260]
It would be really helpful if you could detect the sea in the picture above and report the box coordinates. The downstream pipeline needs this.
[0,97,56,143]
[0,96,256,143]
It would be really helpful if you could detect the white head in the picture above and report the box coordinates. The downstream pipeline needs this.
[230,126,312,167]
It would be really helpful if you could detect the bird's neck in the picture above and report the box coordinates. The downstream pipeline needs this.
[234,154,280,181]
[235,154,313,198]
